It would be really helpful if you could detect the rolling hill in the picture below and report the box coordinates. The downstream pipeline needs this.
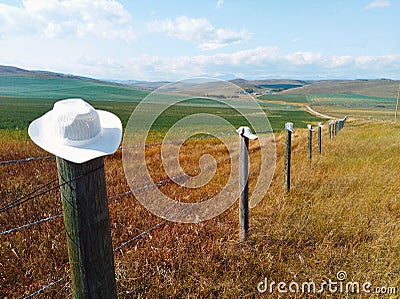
[283,78,400,98]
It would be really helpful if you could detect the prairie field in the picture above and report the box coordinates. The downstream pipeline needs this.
[1,117,399,298]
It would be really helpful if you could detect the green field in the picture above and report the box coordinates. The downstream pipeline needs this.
[258,93,308,104]
[0,74,325,136]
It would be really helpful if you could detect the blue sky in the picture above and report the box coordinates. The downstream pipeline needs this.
[0,0,399,80]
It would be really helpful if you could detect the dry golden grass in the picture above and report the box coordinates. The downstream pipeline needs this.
[1,119,399,298]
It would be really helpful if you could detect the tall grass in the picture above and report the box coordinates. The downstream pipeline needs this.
[1,119,399,298]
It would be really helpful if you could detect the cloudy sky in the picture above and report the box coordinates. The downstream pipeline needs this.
[0,0,399,80]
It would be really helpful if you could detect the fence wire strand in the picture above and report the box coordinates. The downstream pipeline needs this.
[1,214,63,236]
[0,178,59,213]
[0,165,104,214]
[23,274,71,299]
[0,155,55,166]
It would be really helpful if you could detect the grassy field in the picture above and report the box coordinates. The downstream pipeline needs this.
[1,74,399,297]
[1,119,399,297]
[259,92,397,121]
[305,94,396,119]
[0,74,324,133]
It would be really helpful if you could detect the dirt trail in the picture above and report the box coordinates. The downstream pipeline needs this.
[305,106,335,119]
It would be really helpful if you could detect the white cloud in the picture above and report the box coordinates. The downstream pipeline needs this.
[216,0,224,9]
[283,51,323,66]
[148,16,251,50]
[365,0,391,9]
[0,0,135,40]
[73,47,400,80]
[1,32,398,80]
[148,16,213,41]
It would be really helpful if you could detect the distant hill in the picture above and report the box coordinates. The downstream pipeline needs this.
[126,78,310,97]
[0,65,101,82]
[0,65,149,103]
[0,65,33,75]
[1,65,398,99]
[283,79,400,98]
[127,81,171,91]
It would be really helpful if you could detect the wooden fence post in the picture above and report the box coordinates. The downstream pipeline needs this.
[318,123,322,155]
[307,124,314,163]
[56,156,117,299]
[335,120,339,136]
[285,122,294,193]
[237,126,258,242]
[395,85,400,122]
[333,121,336,137]
[239,135,249,242]
[328,121,332,140]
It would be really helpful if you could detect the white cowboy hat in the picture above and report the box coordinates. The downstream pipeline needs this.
[236,126,258,140]
[28,98,122,164]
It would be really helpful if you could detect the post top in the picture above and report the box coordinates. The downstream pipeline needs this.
[307,124,315,131]
[236,126,258,140]
[285,122,294,133]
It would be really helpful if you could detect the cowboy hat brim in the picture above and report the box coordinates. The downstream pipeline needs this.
[28,109,122,164]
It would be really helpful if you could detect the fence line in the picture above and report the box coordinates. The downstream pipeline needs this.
[2,138,267,213]
[5,122,347,298]
[2,143,260,235]
[21,167,239,298]
[21,157,269,298]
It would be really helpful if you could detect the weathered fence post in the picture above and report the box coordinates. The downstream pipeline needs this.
[332,121,336,137]
[328,121,332,140]
[285,122,294,193]
[395,85,400,122]
[318,123,323,154]
[335,120,339,136]
[237,126,258,242]
[27,98,121,299]
[307,124,314,163]
[57,157,117,299]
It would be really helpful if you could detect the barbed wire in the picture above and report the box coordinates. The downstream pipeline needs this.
[10,142,269,298]
[20,155,272,298]
[0,178,59,213]
[113,178,231,253]
[23,274,71,299]
[1,137,269,238]
[0,165,104,214]
[0,155,55,166]
[1,131,272,166]
[0,214,63,236]
[20,160,236,298]
[0,146,240,234]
